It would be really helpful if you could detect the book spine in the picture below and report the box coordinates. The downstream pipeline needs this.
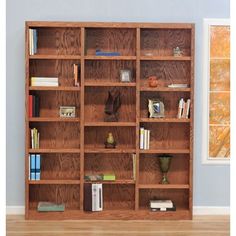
[74,64,79,87]
[32,95,35,117]
[29,29,32,55]
[92,184,96,211]
[30,154,36,180]
[31,129,34,148]
[177,98,184,119]
[28,155,30,180]
[140,127,144,149]
[147,130,150,149]
[35,95,40,117]
[31,82,59,87]
[35,154,41,180]
[181,101,186,118]
[186,99,191,118]
[33,29,37,54]
[29,95,33,117]
[132,153,136,180]
[144,129,148,150]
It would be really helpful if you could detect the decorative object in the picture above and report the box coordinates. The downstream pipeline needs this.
[148,99,165,118]
[103,173,116,181]
[148,75,159,87]
[173,47,183,57]
[59,106,76,118]
[84,174,103,181]
[120,69,132,82]
[104,89,121,122]
[158,154,172,184]
[104,132,116,148]
[37,202,65,212]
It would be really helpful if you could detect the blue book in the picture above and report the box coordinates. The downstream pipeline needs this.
[35,154,41,180]
[95,50,121,56]
[30,154,36,180]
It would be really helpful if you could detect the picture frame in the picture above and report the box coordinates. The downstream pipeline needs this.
[148,99,165,118]
[59,106,76,118]
[120,69,132,82]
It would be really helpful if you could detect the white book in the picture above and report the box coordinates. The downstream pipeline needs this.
[29,29,32,55]
[150,200,173,208]
[31,77,59,82]
[92,184,103,211]
[31,82,59,87]
[168,83,188,88]
[177,98,184,119]
[144,129,148,150]
[140,127,144,149]
[147,130,150,149]
[185,99,191,118]
[181,101,187,118]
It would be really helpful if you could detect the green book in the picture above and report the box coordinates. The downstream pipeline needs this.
[37,202,65,212]
[103,174,116,181]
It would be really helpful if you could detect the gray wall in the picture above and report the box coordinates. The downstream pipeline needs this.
[6,0,230,206]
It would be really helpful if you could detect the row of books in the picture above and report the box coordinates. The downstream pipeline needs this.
[84,183,103,211]
[29,29,37,55]
[31,77,59,87]
[29,154,41,180]
[177,98,191,119]
[31,128,40,149]
[139,128,150,150]
[29,95,40,117]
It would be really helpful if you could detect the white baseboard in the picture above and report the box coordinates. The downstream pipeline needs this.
[6,205,230,216]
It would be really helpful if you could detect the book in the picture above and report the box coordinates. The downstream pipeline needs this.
[30,154,36,180]
[95,50,121,56]
[103,173,116,181]
[31,77,59,87]
[150,200,173,208]
[147,130,150,149]
[35,154,41,180]
[29,29,37,55]
[144,129,148,150]
[185,99,191,118]
[73,64,80,87]
[151,205,176,212]
[84,183,103,211]
[37,202,65,212]
[31,128,40,149]
[177,98,184,119]
[132,153,136,180]
[29,95,33,117]
[84,174,103,181]
[168,83,188,88]
[140,127,144,149]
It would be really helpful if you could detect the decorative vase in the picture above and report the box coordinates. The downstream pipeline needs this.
[158,155,172,184]
[148,76,158,87]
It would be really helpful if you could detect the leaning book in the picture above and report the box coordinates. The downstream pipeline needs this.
[37,202,65,212]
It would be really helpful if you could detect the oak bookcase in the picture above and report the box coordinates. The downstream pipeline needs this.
[25,21,194,220]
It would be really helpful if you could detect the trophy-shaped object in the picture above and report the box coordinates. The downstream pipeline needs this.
[158,155,172,184]
[104,89,121,122]
[104,132,116,148]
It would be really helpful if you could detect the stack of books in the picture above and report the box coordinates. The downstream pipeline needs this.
[177,98,191,119]
[168,83,188,88]
[31,77,59,87]
[29,29,37,55]
[29,95,40,117]
[84,173,116,181]
[37,202,65,212]
[140,127,150,150]
[31,128,40,149]
[84,183,103,211]
[150,200,176,212]
[29,154,41,180]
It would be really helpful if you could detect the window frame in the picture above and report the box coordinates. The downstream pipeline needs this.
[202,18,230,165]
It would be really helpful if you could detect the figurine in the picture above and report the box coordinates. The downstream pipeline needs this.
[148,75,159,87]
[104,89,121,122]
[173,47,183,57]
[104,132,116,148]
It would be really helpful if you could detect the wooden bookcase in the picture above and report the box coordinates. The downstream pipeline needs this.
[25,22,194,220]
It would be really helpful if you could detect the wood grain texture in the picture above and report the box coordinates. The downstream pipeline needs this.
[85,153,133,180]
[36,27,81,55]
[29,185,80,210]
[140,61,191,87]
[84,87,136,122]
[139,154,189,185]
[7,215,230,235]
[30,59,81,87]
[85,28,136,56]
[140,29,191,56]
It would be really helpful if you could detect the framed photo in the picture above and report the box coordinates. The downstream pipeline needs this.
[120,69,132,82]
[148,99,165,118]
[59,106,76,118]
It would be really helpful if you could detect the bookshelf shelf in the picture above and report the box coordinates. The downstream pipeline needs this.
[29,117,80,122]
[29,86,80,91]
[140,118,190,123]
[25,21,194,220]
[138,184,189,189]
[29,149,80,153]
[29,55,81,60]
[28,180,80,185]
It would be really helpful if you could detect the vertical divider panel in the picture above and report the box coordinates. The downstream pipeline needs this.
[189,25,195,219]
[25,22,30,219]
[135,28,141,210]
[80,27,85,210]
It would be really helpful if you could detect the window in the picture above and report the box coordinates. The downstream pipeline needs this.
[202,19,230,164]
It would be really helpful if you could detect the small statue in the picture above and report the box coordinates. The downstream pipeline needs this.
[104,132,116,148]
[173,47,183,57]
[104,89,121,122]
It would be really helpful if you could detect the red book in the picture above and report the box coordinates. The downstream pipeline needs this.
[29,95,33,117]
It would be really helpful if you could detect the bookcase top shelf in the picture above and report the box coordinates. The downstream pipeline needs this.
[25,21,194,220]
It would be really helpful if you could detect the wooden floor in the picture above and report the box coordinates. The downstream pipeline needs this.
[6,215,230,236]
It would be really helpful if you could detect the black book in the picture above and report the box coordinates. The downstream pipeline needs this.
[32,95,36,117]
[84,183,92,211]
[35,95,40,117]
